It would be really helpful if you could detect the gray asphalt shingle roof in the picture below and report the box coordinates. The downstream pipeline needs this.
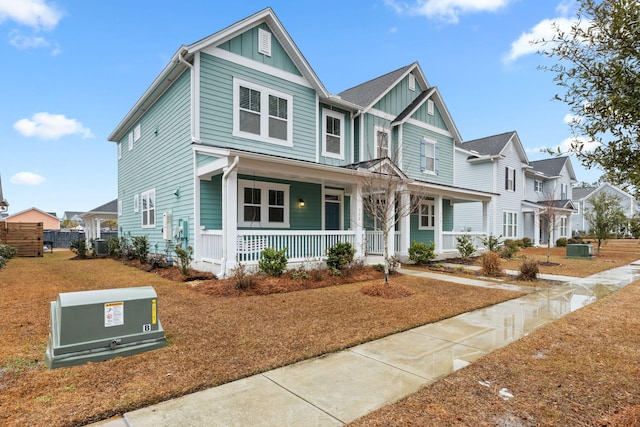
[338,64,415,108]
[459,131,516,156]
[529,157,569,177]
[572,186,597,200]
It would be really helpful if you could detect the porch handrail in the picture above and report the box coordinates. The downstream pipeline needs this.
[442,231,486,252]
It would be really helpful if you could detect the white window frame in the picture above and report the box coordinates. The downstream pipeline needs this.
[258,28,272,56]
[141,189,156,228]
[560,215,567,237]
[321,109,345,160]
[374,125,391,159]
[408,73,415,91]
[506,167,516,192]
[134,124,141,142]
[118,142,121,160]
[421,137,437,175]
[133,194,139,213]
[233,78,293,147]
[427,99,434,116]
[502,211,518,238]
[560,183,568,199]
[128,132,133,151]
[238,179,290,228]
[418,200,436,230]
[534,180,544,193]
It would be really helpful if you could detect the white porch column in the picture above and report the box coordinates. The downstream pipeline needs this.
[386,191,396,258]
[96,218,102,240]
[350,184,364,258]
[222,166,238,275]
[435,195,443,254]
[482,200,489,237]
[534,211,540,246]
[399,191,411,258]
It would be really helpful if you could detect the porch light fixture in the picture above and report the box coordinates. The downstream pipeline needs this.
[299,198,305,207]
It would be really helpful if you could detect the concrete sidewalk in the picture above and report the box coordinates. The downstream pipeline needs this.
[90,262,640,427]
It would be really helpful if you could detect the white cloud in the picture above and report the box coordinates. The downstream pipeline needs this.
[558,135,599,153]
[386,0,512,24]
[563,113,582,125]
[10,171,46,186]
[503,17,577,64]
[14,112,94,140]
[0,0,62,30]
[9,30,60,55]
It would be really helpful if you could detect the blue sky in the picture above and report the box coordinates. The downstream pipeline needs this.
[0,0,601,217]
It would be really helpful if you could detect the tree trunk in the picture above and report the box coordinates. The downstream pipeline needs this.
[383,229,389,284]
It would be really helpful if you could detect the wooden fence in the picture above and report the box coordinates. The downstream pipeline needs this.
[0,221,44,257]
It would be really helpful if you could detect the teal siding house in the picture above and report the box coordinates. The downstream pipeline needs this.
[109,8,492,276]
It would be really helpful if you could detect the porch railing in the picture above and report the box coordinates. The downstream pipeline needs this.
[365,231,401,256]
[200,229,223,262]
[442,232,486,252]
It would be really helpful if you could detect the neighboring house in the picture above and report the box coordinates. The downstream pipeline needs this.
[108,8,493,276]
[572,183,638,235]
[61,211,85,229]
[81,199,118,244]
[0,174,8,212]
[454,131,576,246]
[4,207,60,230]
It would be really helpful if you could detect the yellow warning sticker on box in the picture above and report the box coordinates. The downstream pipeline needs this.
[151,299,157,325]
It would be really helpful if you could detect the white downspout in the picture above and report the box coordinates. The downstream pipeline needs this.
[178,53,198,143]
[220,156,239,277]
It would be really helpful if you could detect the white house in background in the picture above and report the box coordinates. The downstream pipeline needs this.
[455,131,577,246]
[81,199,118,245]
[571,183,638,234]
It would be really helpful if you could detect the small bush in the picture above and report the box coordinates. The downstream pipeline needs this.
[70,238,87,259]
[480,234,502,252]
[258,247,288,277]
[500,239,520,259]
[290,265,309,280]
[408,241,436,265]
[328,267,342,277]
[0,244,17,259]
[567,237,583,244]
[105,236,122,257]
[326,242,355,270]
[372,263,385,272]
[131,235,149,264]
[147,253,168,269]
[174,244,193,275]
[521,237,533,248]
[0,256,6,269]
[456,234,476,261]
[232,263,257,291]
[480,251,504,277]
[555,237,568,247]
[518,256,539,281]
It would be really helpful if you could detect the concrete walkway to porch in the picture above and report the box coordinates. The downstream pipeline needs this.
[90,261,640,427]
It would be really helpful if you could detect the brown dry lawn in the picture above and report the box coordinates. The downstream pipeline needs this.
[0,251,523,427]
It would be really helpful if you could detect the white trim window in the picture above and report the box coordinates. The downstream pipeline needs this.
[128,132,134,151]
[534,180,544,193]
[375,125,391,159]
[427,99,434,116]
[133,194,139,213]
[560,215,567,237]
[503,211,518,238]
[141,189,156,228]
[560,183,568,199]
[418,200,435,230]
[238,179,290,228]
[322,109,344,159]
[505,167,516,192]
[420,138,437,174]
[233,78,293,146]
[118,142,122,160]
[134,124,141,142]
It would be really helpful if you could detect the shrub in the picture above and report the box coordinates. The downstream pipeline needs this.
[70,238,87,259]
[290,265,309,280]
[556,237,568,247]
[0,243,17,259]
[480,234,502,252]
[456,234,476,261]
[147,253,169,269]
[408,241,436,265]
[372,263,385,272]
[105,236,122,257]
[174,244,193,276]
[326,242,355,270]
[131,235,149,264]
[518,256,539,281]
[328,267,342,277]
[521,237,533,248]
[567,236,583,245]
[0,256,6,269]
[480,251,504,277]
[500,239,520,259]
[258,247,288,277]
[232,263,257,291]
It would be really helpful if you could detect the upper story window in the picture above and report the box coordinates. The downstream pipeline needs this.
[505,167,516,192]
[560,183,568,199]
[418,200,435,230]
[375,126,391,159]
[238,179,290,228]
[322,109,345,160]
[233,78,293,146]
[534,180,544,193]
[258,28,272,56]
[141,189,156,228]
[427,99,435,116]
[420,138,437,174]
[408,73,416,91]
[128,132,134,151]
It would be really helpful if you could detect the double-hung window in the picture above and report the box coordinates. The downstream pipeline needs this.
[560,216,567,237]
[239,180,289,228]
[505,167,516,191]
[322,109,344,159]
[418,200,435,229]
[234,78,293,146]
[502,211,517,238]
[534,180,544,193]
[560,183,568,199]
[141,189,155,228]
[375,126,390,159]
[420,138,437,174]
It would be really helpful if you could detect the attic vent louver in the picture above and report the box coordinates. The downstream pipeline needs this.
[258,28,272,57]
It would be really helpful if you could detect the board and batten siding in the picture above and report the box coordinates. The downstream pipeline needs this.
[117,70,193,252]
[198,52,317,162]
[372,74,424,116]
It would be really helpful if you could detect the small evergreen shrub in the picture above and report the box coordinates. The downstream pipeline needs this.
[0,243,17,259]
[0,256,6,269]
[290,265,309,280]
[521,237,533,248]
[232,263,257,291]
[480,234,502,252]
[147,253,168,269]
[258,247,288,276]
[480,251,504,277]
[105,236,121,257]
[131,235,149,264]
[328,266,342,277]
[70,238,87,259]
[372,263,385,272]
[518,256,539,281]
[326,242,355,270]
[408,241,436,265]
[556,237,568,247]
[500,239,520,259]
[456,234,476,261]
[567,237,583,245]
[174,244,193,275]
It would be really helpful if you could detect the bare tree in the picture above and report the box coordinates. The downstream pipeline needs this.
[539,189,566,264]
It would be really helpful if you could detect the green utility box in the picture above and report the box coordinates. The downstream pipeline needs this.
[566,243,594,258]
[45,286,167,369]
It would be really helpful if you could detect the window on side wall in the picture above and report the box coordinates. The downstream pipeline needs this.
[233,78,292,146]
[375,126,390,159]
[534,180,544,193]
[418,200,435,230]
[502,211,517,238]
[238,180,289,228]
[141,189,156,228]
[420,138,437,174]
[322,109,344,160]
[561,183,568,199]
[560,215,567,237]
[505,167,516,191]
